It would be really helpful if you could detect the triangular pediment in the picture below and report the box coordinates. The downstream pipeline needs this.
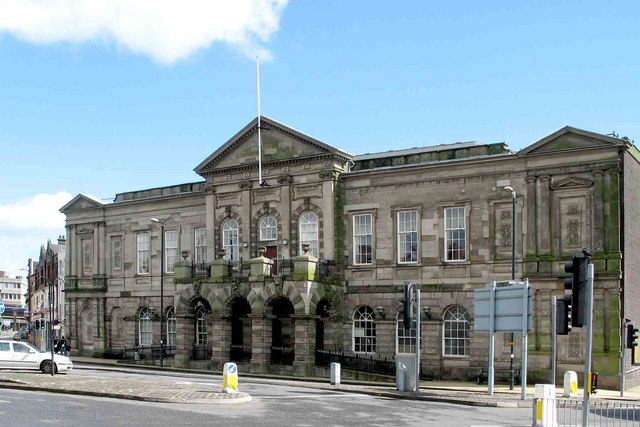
[519,126,626,156]
[550,177,593,190]
[59,194,105,213]
[194,116,352,175]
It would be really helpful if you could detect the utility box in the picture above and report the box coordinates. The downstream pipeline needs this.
[396,354,417,392]
[330,362,340,385]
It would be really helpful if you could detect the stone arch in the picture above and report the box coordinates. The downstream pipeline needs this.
[291,202,324,257]
[227,296,252,363]
[268,295,295,365]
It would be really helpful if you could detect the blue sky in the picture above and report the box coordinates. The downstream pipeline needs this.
[1,1,639,278]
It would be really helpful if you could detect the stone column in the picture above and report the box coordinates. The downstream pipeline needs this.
[537,175,551,255]
[249,313,272,374]
[174,312,195,368]
[292,315,316,376]
[210,314,231,370]
[592,169,605,254]
[205,184,216,263]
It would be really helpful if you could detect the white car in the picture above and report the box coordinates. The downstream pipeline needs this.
[0,339,73,374]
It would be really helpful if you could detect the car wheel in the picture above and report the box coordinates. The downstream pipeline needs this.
[40,360,54,374]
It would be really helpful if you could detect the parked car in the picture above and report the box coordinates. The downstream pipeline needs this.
[0,339,73,374]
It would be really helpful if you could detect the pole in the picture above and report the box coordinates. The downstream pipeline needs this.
[488,281,496,396]
[621,319,626,397]
[521,280,528,400]
[256,56,263,186]
[582,263,594,427]
[509,188,516,390]
[160,223,165,368]
[49,280,54,376]
[551,295,557,386]
[415,288,421,393]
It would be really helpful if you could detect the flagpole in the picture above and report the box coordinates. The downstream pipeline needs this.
[256,56,263,186]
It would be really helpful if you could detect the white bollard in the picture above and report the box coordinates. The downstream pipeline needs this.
[396,362,406,392]
[330,362,341,385]
[222,362,239,393]
[563,371,578,397]
[534,384,557,427]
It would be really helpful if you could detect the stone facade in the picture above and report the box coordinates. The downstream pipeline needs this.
[61,117,640,390]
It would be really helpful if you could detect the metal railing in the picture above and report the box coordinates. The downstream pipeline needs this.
[229,259,251,279]
[122,345,176,360]
[271,346,294,365]
[533,397,640,426]
[230,344,252,363]
[192,343,211,361]
[193,262,211,280]
[315,349,395,376]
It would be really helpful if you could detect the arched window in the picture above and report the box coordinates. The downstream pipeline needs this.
[195,307,208,345]
[352,306,376,353]
[167,307,176,347]
[299,212,318,257]
[442,305,470,356]
[222,219,239,264]
[396,314,418,354]
[259,216,277,241]
[138,307,152,347]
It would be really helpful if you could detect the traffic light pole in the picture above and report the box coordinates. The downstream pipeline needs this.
[621,319,626,397]
[582,263,594,427]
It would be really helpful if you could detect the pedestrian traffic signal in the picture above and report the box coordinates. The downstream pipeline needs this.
[556,295,572,335]
[588,372,598,394]
[564,251,589,328]
[626,324,639,349]
[34,320,40,330]
[399,281,415,330]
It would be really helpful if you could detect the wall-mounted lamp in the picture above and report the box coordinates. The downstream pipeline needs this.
[423,306,432,320]
[243,242,249,248]
[281,239,288,246]
[375,306,386,319]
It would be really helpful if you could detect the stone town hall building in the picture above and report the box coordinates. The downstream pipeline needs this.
[61,117,640,389]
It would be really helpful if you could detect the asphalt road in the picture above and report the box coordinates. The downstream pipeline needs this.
[0,366,533,427]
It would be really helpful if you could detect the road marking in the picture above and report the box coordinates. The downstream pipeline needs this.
[0,400,11,403]
[256,394,372,400]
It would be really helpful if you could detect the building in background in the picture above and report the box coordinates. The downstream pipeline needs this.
[0,271,27,331]
[30,237,66,350]
[60,117,640,389]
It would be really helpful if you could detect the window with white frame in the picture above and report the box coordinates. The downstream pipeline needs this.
[397,210,418,263]
[353,213,372,265]
[195,307,208,345]
[259,216,277,241]
[167,307,176,347]
[139,307,152,346]
[442,305,470,356]
[445,207,466,261]
[396,315,418,354]
[222,220,239,264]
[352,306,376,353]
[194,228,207,265]
[165,230,178,273]
[137,233,150,274]
[299,211,319,257]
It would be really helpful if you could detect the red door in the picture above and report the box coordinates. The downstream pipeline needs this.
[265,246,278,276]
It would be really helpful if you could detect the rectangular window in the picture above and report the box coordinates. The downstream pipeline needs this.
[353,214,372,265]
[137,233,150,274]
[397,210,418,264]
[194,228,207,265]
[165,230,178,273]
[445,207,466,261]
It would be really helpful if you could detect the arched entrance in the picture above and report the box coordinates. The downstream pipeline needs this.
[315,298,332,351]
[269,296,294,365]
[229,297,251,363]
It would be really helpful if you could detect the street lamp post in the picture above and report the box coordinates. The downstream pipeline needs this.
[504,186,517,390]
[47,278,55,376]
[151,218,165,368]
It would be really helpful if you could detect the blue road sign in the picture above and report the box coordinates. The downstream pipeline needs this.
[0,301,5,314]
[228,363,237,374]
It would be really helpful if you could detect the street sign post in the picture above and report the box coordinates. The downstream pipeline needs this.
[474,280,532,400]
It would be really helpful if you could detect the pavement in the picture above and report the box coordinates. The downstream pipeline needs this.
[1,356,639,408]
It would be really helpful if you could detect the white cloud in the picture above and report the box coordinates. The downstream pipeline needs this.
[0,0,289,64]
[0,192,71,278]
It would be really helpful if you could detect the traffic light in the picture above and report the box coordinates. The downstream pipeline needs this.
[399,281,415,330]
[35,320,40,330]
[564,251,589,328]
[588,372,598,394]
[556,295,572,335]
[41,320,46,330]
[626,324,639,349]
